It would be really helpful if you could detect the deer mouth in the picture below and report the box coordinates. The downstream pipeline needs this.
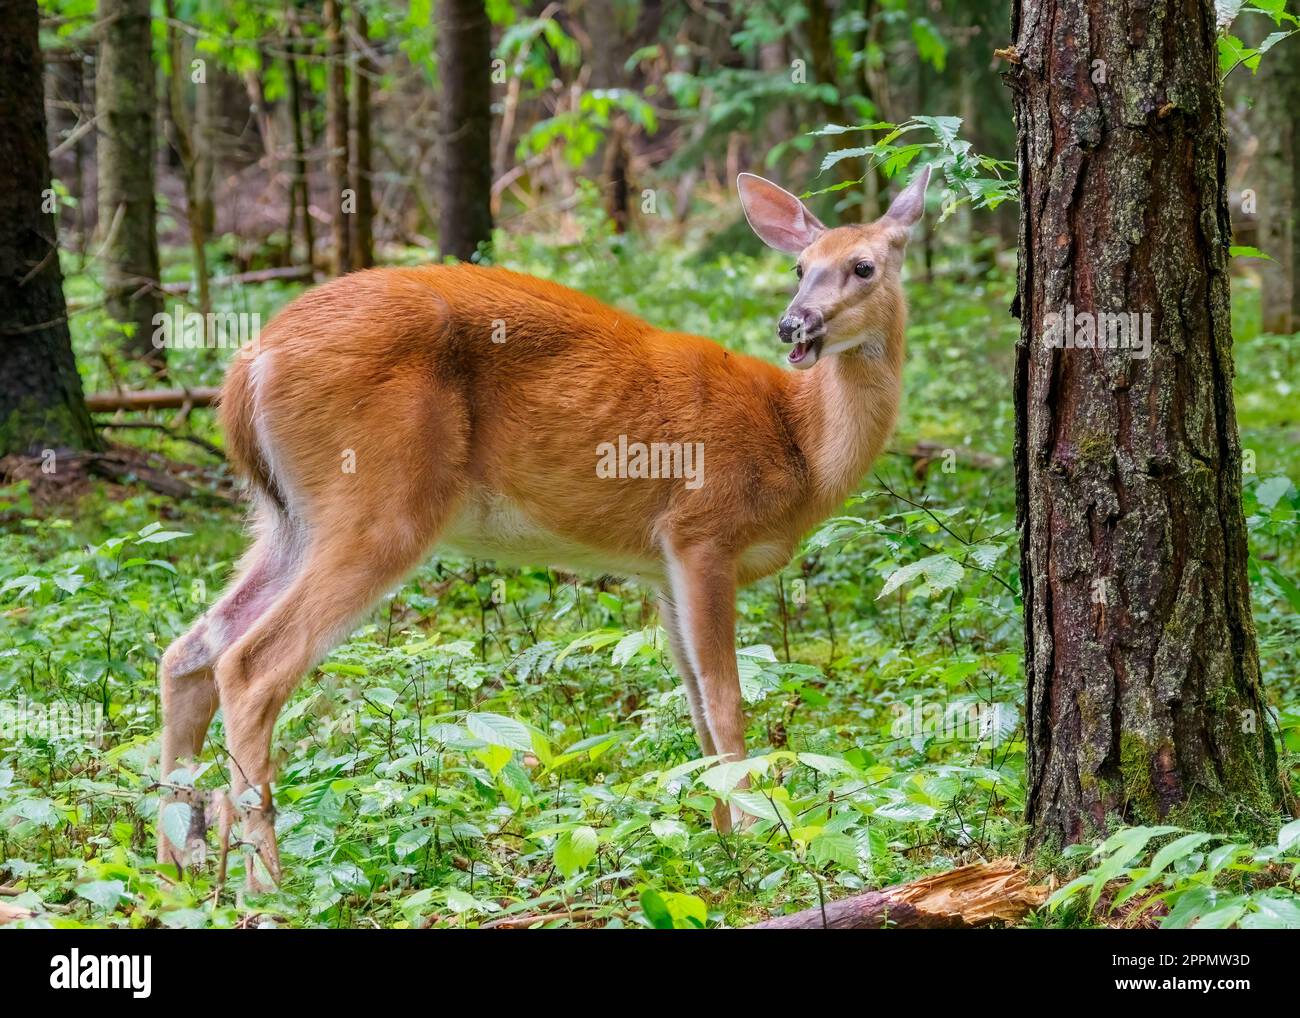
[787,335,822,367]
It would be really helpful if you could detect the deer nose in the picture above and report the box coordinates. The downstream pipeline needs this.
[778,308,824,343]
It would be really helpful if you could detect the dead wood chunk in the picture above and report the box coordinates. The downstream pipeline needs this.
[748,860,1048,930]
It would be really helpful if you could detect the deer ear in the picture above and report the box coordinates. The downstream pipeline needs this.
[737,173,826,254]
[883,165,932,229]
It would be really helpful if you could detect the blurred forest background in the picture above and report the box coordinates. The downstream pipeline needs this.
[0,0,1297,929]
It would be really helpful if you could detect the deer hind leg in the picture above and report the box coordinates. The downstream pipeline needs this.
[665,542,749,833]
[657,592,716,760]
[213,479,459,890]
[157,506,302,870]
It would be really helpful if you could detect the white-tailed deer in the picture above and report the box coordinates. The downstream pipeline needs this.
[157,167,930,886]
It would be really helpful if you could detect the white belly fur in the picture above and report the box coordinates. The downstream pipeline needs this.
[440,490,663,582]
[439,490,793,587]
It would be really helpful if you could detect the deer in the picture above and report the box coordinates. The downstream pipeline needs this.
[156,166,931,888]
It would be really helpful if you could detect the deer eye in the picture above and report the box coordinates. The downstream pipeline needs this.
[854,260,874,279]
[794,264,804,280]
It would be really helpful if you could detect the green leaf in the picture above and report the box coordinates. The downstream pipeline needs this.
[650,818,689,853]
[554,825,598,877]
[134,529,192,545]
[873,800,937,823]
[395,828,431,858]
[798,752,858,776]
[1161,885,1217,929]
[1263,561,1300,613]
[1240,889,1300,929]
[160,801,192,852]
[698,757,766,793]
[1090,826,1181,908]
[729,790,791,826]
[878,553,964,599]
[1147,831,1215,876]
[1278,818,1300,851]
[639,888,674,929]
[1191,898,1248,929]
[465,711,533,752]
[445,888,488,914]
[1255,475,1293,509]
[77,879,128,911]
[1046,873,1096,911]
[811,831,859,869]
[1229,245,1273,260]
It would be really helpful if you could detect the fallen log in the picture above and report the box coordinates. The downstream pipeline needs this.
[748,859,1047,930]
[86,387,220,412]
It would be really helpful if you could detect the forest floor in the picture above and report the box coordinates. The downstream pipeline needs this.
[2,225,1297,928]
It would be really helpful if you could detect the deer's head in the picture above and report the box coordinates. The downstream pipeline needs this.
[737,167,930,369]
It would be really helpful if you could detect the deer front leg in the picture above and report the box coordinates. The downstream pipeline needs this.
[665,542,749,832]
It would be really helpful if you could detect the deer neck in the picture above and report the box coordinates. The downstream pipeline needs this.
[787,319,906,506]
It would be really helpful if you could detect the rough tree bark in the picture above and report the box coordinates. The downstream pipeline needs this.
[95,0,163,367]
[1006,0,1281,848]
[325,0,352,275]
[0,0,99,457]
[437,0,493,262]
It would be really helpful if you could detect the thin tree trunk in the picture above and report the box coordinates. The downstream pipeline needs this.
[584,0,631,232]
[1257,35,1299,333]
[806,0,870,222]
[0,0,99,457]
[437,0,493,261]
[350,7,375,268]
[325,0,352,274]
[1007,0,1281,848]
[95,0,164,367]
[194,51,215,237]
[164,0,210,316]
[285,0,314,269]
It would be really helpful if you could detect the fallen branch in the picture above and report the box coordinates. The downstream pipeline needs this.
[86,387,220,412]
[87,451,208,500]
[889,440,1007,471]
[480,908,605,930]
[748,859,1046,930]
[160,264,314,296]
[98,421,224,459]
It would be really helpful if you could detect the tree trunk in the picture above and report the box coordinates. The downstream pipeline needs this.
[350,7,375,268]
[0,0,99,457]
[1007,0,1281,848]
[194,51,215,238]
[437,0,493,262]
[584,0,631,232]
[95,0,163,367]
[807,0,857,220]
[164,0,210,316]
[1256,33,1300,334]
[325,0,352,275]
[285,0,314,269]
